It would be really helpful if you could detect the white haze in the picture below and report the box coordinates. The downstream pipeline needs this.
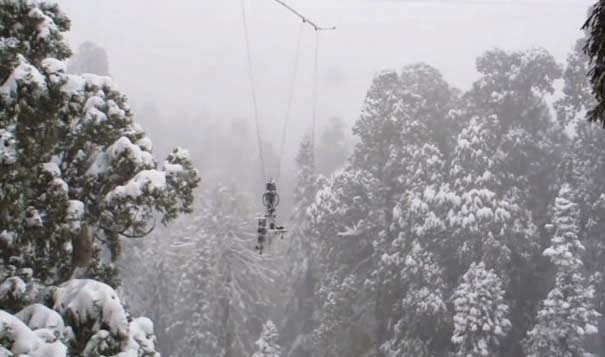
[57,0,592,148]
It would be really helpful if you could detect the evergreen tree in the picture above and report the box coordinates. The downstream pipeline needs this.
[0,0,200,289]
[351,69,401,178]
[451,262,511,357]
[349,71,408,350]
[1,279,160,356]
[122,185,279,357]
[449,115,536,276]
[208,185,280,357]
[0,2,198,355]
[557,37,605,353]
[160,209,222,357]
[524,184,600,357]
[308,63,459,357]
[381,242,450,357]
[456,48,563,355]
[555,38,594,129]
[312,274,359,357]
[118,222,180,355]
[465,48,562,217]
[308,167,379,357]
[370,64,459,355]
[317,117,349,176]
[253,320,281,357]
[299,46,589,357]
[582,1,605,125]
[566,121,605,313]
[281,133,322,357]
[293,133,317,210]
[380,143,454,356]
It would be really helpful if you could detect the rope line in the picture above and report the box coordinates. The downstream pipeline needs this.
[310,30,320,174]
[240,0,267,183]
[276,21,305,183]
[272,0,336,31]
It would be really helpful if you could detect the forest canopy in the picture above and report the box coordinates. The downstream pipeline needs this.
[1,1,605,357]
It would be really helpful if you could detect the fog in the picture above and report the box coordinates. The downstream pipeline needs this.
[4,1,605,356]
[58,0,590,142]
[58,2,601,356]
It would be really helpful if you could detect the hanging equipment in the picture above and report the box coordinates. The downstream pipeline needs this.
[239,0,335,254]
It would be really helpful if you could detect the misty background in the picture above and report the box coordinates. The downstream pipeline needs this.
[58,0,590,164]
[53,1,604,356]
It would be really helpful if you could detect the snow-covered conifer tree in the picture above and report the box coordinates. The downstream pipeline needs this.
[312,274,359,357]
[351,69,401,177]
[308,63,460,356]
[0,0,199,291]
[381,242,450,357]
[444,49,567,354]
[467,48,563,228]
[582,2,605,124]
[281,133,323,357]
[555,37,605,351]
[253,320,281,357]
[554,38,594,129]
[307,168,378,356]
[0,1,198,355]
[451,262,511,357]
[524,185,600,356]
[175,185,280,356]
[293,133,317,211]
[449,115,536,275]
[1,279,160,356]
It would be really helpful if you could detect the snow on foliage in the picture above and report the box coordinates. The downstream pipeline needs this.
[524,185,600,356]
[308,167,379,241]
[51,279,129,337]
[313,274,359,357]
[1,55,46,97]
[0,0,200,288]
[448,113,537,276]
[451,262,511,357]
[296,43,581,357]
[16,303,67,338]
[0,279,159,356]
[120,185,279,356]
[0,2,193,356]
[253,320,281,357]
[123,317,159,357]
[0,309,60,356]
[381,242,449,357]
[0,277,27,303]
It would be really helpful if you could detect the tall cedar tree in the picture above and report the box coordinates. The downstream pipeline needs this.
[0,0,199,293]
[253,320,282,357]
[280,133,321,357]
[451,262,511,357]
[583,1,605,125]
[524,185,600,356]
[553,36,605,353]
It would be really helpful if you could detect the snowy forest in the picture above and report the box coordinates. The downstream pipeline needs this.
[3,0,605,356]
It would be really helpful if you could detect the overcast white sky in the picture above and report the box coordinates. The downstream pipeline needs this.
[56,0,593,140]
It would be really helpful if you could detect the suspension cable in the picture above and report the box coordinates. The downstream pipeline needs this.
[276,21,305,183]
[240,0,267,183]
[241,0,333,183]
[272,0,336,31]
[310,30,320,174]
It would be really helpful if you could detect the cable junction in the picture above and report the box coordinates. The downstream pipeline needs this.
[272,0,336,32]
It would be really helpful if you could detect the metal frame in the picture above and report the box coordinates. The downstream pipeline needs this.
[272,0,336,31]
